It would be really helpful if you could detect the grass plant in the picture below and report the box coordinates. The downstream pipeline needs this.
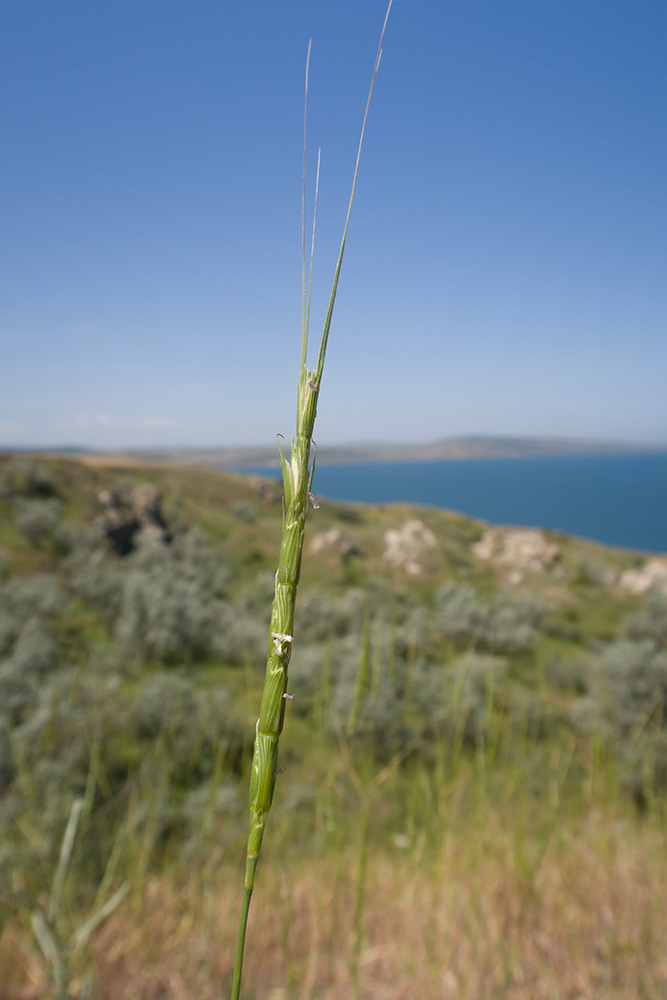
[5,720,667,999]
[25,794,130,1000]
[230,8,393,998]
[2,324,667,993]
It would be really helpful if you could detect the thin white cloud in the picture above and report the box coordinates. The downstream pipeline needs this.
[62,414,180,431]
[140,417,180,430]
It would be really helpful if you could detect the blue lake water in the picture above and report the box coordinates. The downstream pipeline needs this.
[236,451,667,553]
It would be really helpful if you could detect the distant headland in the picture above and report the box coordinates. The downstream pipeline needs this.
[36,435,663,471]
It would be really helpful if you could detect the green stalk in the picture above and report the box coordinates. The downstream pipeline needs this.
[230,8,392,998]
[351,798,370,1000]
[370,610,385,704]
[348,604,371,737]
[314,635,332,730]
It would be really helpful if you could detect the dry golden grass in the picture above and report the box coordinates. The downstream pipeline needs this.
[3,806,666,1000]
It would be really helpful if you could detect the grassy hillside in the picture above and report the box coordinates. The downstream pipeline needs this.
[0,453,666,999]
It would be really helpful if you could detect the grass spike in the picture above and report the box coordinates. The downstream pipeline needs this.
[231,7,392,998]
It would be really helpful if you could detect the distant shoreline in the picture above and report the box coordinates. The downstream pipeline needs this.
[26,435,664,472]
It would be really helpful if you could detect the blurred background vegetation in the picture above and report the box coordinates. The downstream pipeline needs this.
[1,454,666,999]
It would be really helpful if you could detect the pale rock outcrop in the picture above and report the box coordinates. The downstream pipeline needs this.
[619,558,667,596]
[97,482,170,555]
[473,528,560,585]
[310,528,360,557]
[383,520,437,576]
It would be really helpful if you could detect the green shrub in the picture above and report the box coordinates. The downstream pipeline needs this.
[447,653,507,742]
[295,588,363,642]
[601,638,667,731]
[0,575,62,628]
[230,501,257,523]
[111,530,228,662]
[0,458,57,499]
[619,728,667,805]
[623,590,667,646]
[212,607,267,666]
[545,654,590,694]
[0,575,61,728]
[14,497,63,545]
[66,527,125,621]
[434,584,545,653]
[130,672,231,780]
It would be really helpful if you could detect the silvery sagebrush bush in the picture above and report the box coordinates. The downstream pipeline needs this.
[295,586,364,642]
[0,576,61,727]
[601,637,667,731]
[434,582,547,653]
[544,653,590,694]
[14,497,64,546]
[623,589,667,645]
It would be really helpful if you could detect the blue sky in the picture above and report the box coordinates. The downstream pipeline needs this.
[1,0,666,449]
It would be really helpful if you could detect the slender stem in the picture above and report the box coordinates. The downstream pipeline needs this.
[348,603,371,736]
[230,886,253,1000]
[352,799,370,1000]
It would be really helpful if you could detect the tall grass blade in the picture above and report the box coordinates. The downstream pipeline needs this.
[70,881,130,954]
[348,604,371,736]
[32,908,68,999]
[49,798,83,925]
